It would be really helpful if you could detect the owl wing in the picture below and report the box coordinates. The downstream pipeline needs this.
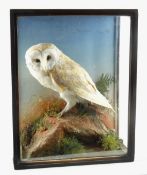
[51,54,113,110]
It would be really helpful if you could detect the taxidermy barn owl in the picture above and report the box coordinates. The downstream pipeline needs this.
[25,43,113,117]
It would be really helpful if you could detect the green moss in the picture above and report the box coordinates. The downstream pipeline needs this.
[100,132,122,151]
[31,116,47,133]
[57,136,85,155]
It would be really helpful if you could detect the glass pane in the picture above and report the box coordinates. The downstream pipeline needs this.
[17,15,130,162]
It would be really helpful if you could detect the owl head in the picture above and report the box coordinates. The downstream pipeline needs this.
[25,43,61,76]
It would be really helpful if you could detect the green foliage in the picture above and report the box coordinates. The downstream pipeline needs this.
[57,136,85,155]
[31,117,44,132]
[31,115,52,133]
[96,73,114,95]
[101,132,122,151]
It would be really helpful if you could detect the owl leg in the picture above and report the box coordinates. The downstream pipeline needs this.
[57,100,76,117]
[58,91,78,117]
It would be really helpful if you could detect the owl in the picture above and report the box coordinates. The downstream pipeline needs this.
[25,43,113,117]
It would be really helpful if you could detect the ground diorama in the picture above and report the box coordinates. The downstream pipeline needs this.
[20,73,123,159]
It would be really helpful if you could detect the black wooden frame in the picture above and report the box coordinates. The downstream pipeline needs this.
[10,9,138,170]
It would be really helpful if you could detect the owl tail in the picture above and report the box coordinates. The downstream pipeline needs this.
[94,91,115,111]
[77,88,115,112]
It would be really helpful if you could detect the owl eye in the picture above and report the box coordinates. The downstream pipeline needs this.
[34,58,40,63]
[47,55,52,61]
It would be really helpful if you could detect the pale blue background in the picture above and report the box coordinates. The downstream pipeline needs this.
[17,16,119,114]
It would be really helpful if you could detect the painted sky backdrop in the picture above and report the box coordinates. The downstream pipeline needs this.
[17,16,119,114]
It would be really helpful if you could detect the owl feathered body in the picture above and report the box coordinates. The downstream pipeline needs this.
[25,43,113,116]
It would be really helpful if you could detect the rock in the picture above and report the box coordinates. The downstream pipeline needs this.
[21,102,114,158]
[26,123,64,158]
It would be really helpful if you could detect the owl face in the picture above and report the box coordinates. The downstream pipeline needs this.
[25,43,61,75]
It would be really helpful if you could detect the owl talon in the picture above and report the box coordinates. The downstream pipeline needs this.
[56,112,63,118]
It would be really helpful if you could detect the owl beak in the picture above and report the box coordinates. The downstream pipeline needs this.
[41,64,48,72]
